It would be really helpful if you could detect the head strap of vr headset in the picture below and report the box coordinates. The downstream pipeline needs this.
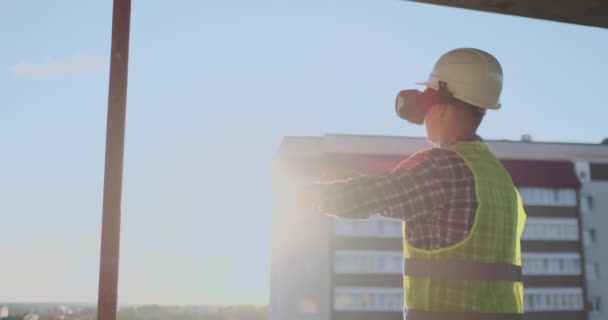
[436,81,454,104]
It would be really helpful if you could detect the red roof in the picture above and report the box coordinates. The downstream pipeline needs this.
[325,154,580,188]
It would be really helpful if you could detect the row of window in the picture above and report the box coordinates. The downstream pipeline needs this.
[524,288,584,311]
[334,287,584,312]
[334,251,403,274]
[332,189,598,239]
[328,187,579,209]
[335,218,599,248]
[334,251,601,279]
[336,216,588,244]
[518,188,577,207]
[335,209,600,248]
[334,287,403,311]
[334,216,402,238]
[522,253,581,275]
[336,217,583,240]
[522,218,579,241]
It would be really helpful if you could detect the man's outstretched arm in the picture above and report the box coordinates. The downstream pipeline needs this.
[309,149,451,220]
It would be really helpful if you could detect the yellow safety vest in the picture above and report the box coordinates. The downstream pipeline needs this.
[403,141,527,320]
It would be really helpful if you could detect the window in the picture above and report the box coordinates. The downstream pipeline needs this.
[543,259,549,272]
[392,256,402,271]
[586,262,601,280]
[588,296,602,313]
[386,293,401,309]
[581,195,594,214]
[522,218,579,241]
[525,295,534,310]
[378,256,385,270]
[353,294,362,310]
[360,293,374,309]
[524,288,584,311]
[575,161,591,183]
[334,250,402,274]
[334,287,403,311]
[377,293,385,309]
[583,229,597,247]
[392,221,402,234]
[335,292,352,310]
[572,259,581,274]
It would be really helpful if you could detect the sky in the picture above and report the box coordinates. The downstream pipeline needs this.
[1,0,608,306]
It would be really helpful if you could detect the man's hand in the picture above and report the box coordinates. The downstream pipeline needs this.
[320,167,362,183]
[293,168,362,216]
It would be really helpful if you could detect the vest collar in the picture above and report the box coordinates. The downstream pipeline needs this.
[439,135,483,148]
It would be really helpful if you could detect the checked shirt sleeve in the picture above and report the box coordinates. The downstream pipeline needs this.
[314,148,455,221]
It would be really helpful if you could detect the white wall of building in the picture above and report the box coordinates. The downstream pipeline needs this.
[580,179,608,320]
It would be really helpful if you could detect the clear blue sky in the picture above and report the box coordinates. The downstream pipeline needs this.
[1,0,607,306]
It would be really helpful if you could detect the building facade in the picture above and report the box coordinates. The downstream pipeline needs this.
[271,134,608,320]
[576,161,608,319]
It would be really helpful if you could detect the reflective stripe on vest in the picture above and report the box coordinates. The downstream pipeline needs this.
[404,258,522,281]
[405,309,524,320]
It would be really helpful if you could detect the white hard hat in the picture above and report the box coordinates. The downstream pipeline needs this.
[422,48,503,110]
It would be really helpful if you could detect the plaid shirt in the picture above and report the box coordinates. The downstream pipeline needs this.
[316,140,478,250]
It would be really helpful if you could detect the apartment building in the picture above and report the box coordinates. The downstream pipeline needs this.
[270,134,608,320]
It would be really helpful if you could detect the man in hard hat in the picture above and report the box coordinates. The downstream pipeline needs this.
[301,48,526,320]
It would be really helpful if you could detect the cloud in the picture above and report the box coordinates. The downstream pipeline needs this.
[11,54,105,77]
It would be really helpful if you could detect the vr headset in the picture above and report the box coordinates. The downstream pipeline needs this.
[395,81,453,125]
